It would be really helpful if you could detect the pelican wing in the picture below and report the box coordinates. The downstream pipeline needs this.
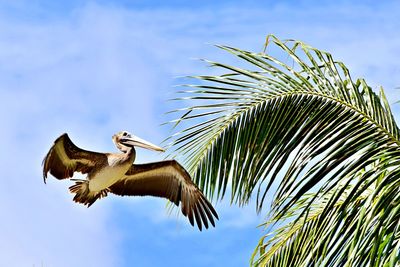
[43,133,106,183]
[109,160,218,230]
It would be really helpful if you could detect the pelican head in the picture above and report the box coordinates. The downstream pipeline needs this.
[112,131,165,153]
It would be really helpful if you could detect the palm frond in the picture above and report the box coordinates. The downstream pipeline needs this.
[252,167,400,266]
[167,35,400,265]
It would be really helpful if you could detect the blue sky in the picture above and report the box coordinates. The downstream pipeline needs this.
[0,1,399,266]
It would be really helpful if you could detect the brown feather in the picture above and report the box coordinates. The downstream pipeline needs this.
[42,133,107,183]
[109,160,218,230]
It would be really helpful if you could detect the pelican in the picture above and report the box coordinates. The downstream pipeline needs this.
[43,131,218,230]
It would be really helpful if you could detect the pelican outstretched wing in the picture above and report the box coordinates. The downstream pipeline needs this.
[43,133,106,183]
[109,160,218,230]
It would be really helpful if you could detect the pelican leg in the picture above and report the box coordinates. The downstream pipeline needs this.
[69,180,109,207]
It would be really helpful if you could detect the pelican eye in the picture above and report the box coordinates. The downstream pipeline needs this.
[122,132,128,136]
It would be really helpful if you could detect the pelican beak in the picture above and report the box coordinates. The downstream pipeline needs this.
[120,135,165,152]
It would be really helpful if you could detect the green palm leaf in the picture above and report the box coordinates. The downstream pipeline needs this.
[167,35,400,266]
[252,168,400,266]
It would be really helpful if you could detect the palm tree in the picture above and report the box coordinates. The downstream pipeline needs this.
[166,35,400,266]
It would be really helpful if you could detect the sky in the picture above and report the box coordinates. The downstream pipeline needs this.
[0,1,399,266]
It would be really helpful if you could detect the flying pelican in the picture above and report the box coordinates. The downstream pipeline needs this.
[42,131,218,230]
